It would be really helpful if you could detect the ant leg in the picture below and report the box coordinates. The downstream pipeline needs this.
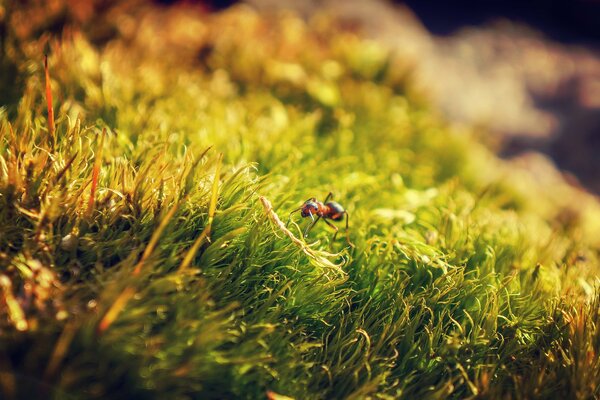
[344,211,355,248]
[324,192,333,203]
[323,219,339,243]
[304,214,321,238]
[286,206,303,227]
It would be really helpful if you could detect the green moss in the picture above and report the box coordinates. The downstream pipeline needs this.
[1,4,600,400]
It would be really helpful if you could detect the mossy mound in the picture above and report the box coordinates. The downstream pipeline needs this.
[1,4,599,399]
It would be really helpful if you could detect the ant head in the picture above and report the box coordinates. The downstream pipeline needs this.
[300,199,319,217]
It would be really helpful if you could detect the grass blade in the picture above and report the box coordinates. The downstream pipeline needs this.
[86,128,106,218]
[44,55,55,146]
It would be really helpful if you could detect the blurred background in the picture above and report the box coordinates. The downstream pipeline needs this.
[4,0,600,192]
[244,0,600,194]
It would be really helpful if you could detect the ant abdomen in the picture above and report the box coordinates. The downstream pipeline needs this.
[326,201,345,221]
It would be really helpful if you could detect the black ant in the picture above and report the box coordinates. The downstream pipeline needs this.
[287,192,354,247]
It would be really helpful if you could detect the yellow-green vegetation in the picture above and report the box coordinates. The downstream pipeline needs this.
[1,4,600,399]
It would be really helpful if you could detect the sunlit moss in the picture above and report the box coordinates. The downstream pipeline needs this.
[1,3,599,400]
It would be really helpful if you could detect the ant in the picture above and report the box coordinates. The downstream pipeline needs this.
[287,192,354,247]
